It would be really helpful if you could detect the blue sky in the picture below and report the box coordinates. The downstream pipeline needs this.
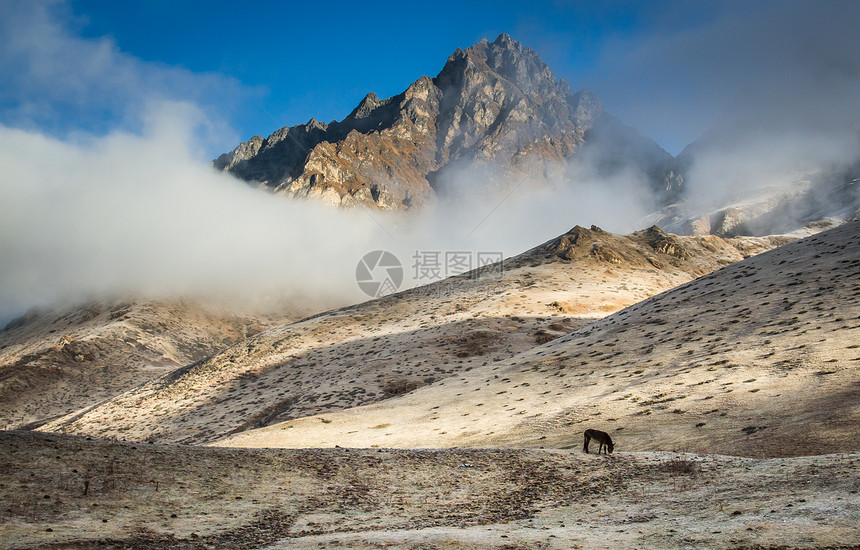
[1,0,769,157]
[4,1,857,157]
[4,0,859,158]
[64,0,644,142]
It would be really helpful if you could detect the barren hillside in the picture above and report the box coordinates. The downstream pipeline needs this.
[39,227,785,444]
[0,299,303,430]
[219,222,860,458]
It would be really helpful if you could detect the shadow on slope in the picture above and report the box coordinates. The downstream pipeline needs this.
[42,315,587,444]
[219,222,860,457]
[37,225,791,445]
[0,299,302,430]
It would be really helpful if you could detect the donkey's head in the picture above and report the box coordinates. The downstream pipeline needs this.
[607,441,615,454]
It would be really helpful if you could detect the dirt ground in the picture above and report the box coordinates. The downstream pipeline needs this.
[1,431,858,549]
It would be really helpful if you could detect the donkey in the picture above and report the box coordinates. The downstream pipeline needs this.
[583,428,614,454]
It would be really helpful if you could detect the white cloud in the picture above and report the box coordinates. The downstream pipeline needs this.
[0,0,249,155]
[589,0,860,154]
[0,103,382,319]
[0,99,667,323]
[0,2,663,324]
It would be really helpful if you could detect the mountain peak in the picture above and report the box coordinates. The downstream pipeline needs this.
[493,32,521,50]
[216,35,671,210]
[437,33,565,106]
[348,92,382,120]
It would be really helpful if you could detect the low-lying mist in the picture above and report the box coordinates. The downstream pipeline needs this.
[667,128,860,233]
[5,99,857,327]
[4,0,859,327]
[0,101,661,326]
[0,104,375,324]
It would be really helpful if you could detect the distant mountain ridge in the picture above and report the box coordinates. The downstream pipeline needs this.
[215,34,674,210]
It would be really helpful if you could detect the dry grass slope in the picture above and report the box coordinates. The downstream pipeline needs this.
[38,227,786,444]
[219,221,860,457]
[0,299,300,430]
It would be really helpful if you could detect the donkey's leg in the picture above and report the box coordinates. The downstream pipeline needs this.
[583,433,590,453]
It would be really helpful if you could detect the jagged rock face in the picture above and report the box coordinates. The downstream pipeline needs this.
[215,34,672,210]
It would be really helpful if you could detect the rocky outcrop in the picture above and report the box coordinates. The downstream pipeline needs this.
[215,34,673,210]
[639,225,689,259]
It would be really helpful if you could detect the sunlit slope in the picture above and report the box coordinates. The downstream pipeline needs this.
[39,226,783,444]
[0,299,297,429]
[219,222,860,457]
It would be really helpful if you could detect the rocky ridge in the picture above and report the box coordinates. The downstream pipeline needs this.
[215,34,672,210]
